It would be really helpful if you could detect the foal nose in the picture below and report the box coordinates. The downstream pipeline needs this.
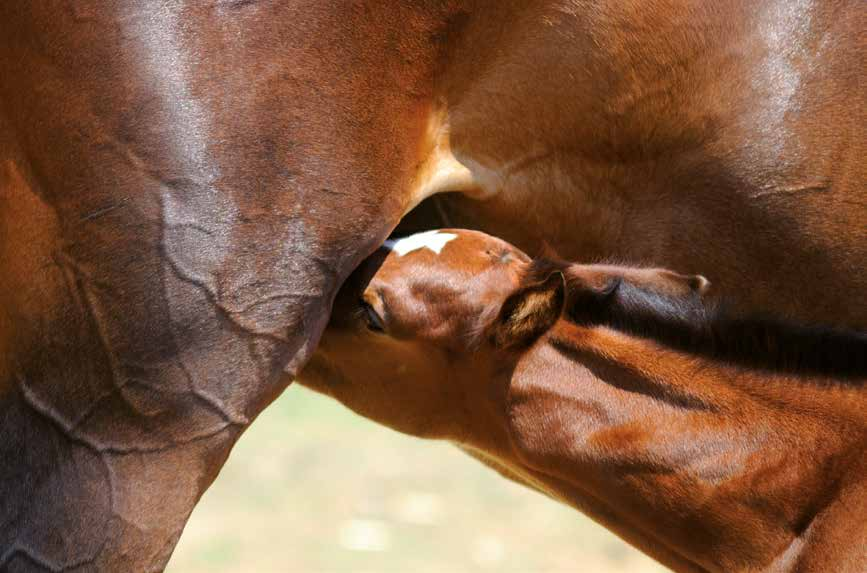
[334,248,390,303]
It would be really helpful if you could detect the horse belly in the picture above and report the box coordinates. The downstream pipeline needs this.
[427,0,866,326]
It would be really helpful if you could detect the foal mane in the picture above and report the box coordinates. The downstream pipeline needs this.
[522,259,867,381]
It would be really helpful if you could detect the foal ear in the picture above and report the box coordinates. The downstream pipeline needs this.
[660,270,711,296]
[493,272,566,348]
[689,274,711,295]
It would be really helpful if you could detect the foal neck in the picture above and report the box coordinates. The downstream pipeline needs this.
[500,322,867,572]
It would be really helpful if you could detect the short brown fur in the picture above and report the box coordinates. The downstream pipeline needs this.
[301,230,867,573]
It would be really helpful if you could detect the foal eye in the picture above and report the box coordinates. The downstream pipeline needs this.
[359,299,385,333]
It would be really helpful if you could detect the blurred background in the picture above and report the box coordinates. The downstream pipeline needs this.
[169,386,669,573]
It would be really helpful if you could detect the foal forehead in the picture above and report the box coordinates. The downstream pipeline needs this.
[380,229,528,276]
[384,230,458,256]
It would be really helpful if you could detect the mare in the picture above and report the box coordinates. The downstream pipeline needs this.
[300,229,867,573]
[1,2,864,568]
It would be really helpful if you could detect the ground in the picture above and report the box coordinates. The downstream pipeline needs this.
[169,386,670,573]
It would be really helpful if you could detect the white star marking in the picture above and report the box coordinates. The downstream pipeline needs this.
[384,230,458,257]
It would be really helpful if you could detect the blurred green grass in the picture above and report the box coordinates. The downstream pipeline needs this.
[169,386,670,573]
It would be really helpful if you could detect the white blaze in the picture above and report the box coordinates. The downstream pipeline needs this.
[384,231,458,257]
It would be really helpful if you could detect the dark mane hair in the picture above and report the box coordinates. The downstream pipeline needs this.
[522,259,867,381]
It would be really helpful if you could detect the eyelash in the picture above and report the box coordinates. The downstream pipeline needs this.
[358,299,385,333]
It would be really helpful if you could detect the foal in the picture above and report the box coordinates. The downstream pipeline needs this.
[299,230,867,573]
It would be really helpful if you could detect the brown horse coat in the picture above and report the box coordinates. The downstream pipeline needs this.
[300,229,867,573]
[1,1,864,569]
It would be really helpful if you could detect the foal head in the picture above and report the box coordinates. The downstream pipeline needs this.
[300,230,558,441]
[299,229,707,442]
